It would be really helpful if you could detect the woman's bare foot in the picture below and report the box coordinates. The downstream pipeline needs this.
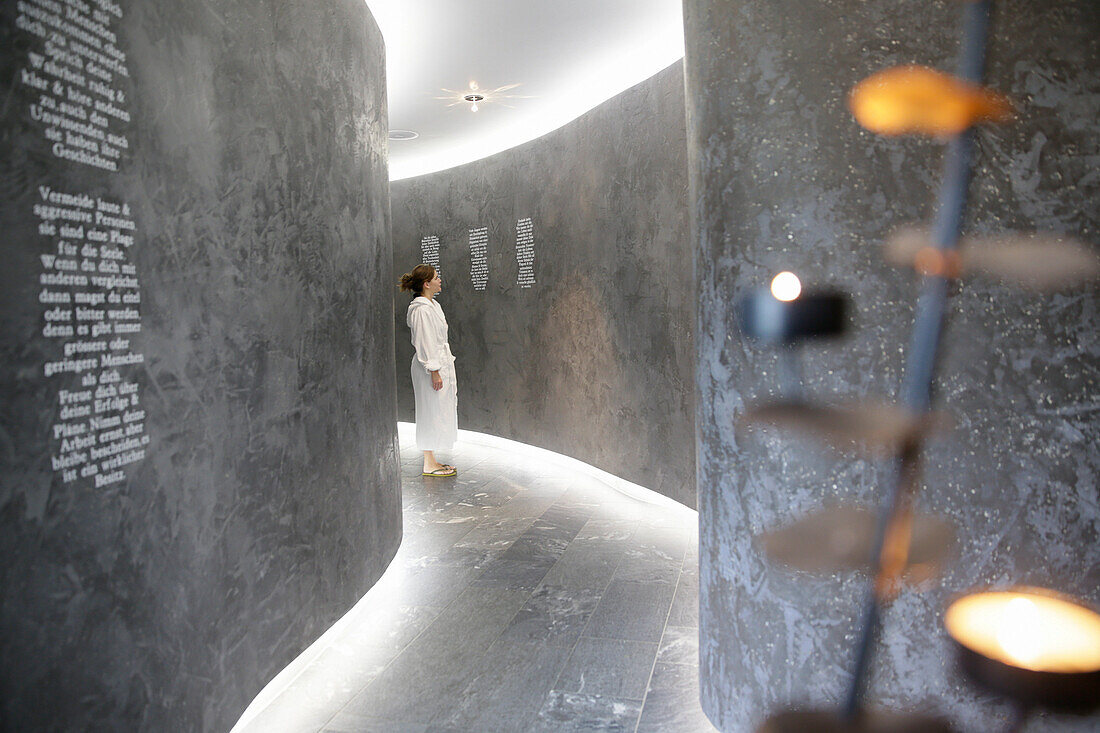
[421,450,456,476]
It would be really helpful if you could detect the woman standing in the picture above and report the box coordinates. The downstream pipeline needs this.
[400,264,458,477]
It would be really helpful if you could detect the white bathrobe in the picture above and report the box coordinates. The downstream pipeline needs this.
[407,296,458,451]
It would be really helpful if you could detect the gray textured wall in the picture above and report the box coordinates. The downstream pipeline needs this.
[391,62,696,507]
[685,0,1099,731]
[0,1,399,730]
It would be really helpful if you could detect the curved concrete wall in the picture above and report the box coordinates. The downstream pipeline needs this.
[391,62,696,507]
[685,0,1099,730]
[0,1,399,729]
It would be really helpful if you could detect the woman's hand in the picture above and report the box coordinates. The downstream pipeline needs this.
[431,370,443,391]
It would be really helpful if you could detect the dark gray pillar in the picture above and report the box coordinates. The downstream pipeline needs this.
[0,1,399,729]
[684,0,1099,730]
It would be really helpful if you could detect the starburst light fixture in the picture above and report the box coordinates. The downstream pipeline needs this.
[437,80,530,112]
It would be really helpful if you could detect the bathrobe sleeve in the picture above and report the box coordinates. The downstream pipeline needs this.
[409,305,444,373]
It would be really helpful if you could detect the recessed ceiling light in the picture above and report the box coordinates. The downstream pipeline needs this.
[438,82,528,114]
[462,93,485,112]
[388,129,419,141]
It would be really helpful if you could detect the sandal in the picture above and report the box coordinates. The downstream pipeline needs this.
[422,467,457,477]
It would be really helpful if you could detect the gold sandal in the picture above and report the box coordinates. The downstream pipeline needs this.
[422,467,457,477]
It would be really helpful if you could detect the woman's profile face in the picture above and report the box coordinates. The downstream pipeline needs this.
[426,271,442,295]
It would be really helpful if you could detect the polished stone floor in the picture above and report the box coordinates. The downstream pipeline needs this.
[238,428,716,732]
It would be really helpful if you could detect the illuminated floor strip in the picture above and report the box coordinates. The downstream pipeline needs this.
[444,424,695,516]
[233,426,712,732]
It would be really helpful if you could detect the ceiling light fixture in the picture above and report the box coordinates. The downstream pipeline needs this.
[438,81,528,114]
[387,129,419,141]
[369,0,688,180]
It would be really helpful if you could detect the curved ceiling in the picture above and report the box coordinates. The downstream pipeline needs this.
[364,0,685,181]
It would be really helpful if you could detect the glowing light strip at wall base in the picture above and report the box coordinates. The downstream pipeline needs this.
[229,561,402,733]
[425,423,695,516]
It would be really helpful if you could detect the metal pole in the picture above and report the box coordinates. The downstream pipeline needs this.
[842,0,992,717]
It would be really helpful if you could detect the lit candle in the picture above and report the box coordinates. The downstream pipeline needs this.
[771,271,802,301]
[738,272,847,343]
[945,589,1100,673]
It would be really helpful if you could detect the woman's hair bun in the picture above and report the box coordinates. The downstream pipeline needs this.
[399,264,436,293]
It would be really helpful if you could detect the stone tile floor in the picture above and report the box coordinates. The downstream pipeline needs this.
[237,428,717,733]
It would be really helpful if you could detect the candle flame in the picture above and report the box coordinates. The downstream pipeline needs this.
[945,590,1100,673]
[995,597,1041,666]
[771,272,802,301]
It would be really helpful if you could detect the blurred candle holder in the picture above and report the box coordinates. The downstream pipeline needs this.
[739,271,848,344]
[944,588,1100,715]
[738,272,850,399]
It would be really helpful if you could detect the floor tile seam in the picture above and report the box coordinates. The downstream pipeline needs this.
[320,604,450,726]
[458,453,493,471]
[550,649,655,702]
[241,650,320,732]
[411,449,658,730]
[419,596,546,731]
[540,543,629,590]
[406,515,483,542]
[632,565,689,733]
[674,535,691,567]
[472,552,562,592]
[468,467,511,484]
[323,531,495,724]
[547,529,632,694]
[515,697,554,733]
[437,512,498,556]
[377,637,522,728]
[315,447,543,729]
[443,491,522,516]
[326,585,515,730]
[421,471,524,563]
[531,692,645,733]
[456,460,511,481]
[454,518,539,553]
[473,550,563,581]
[547,624,591,708]
[461,509,577,577]
[308,616,448,733]
[629,532,691,564]
[480,675,576,733]
[437,542,498,585]
[316,695,346,733]
[571,632,663,647]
